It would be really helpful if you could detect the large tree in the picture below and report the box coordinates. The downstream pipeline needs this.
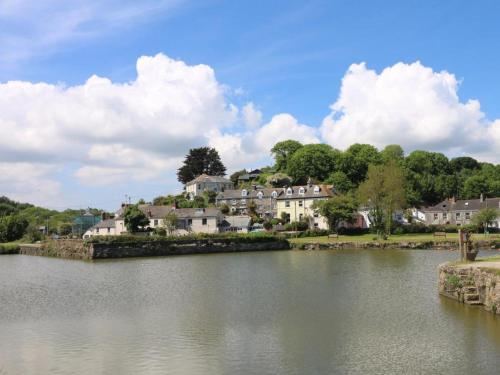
[271,140,303,172]
[339,143,382,185]
[177,147,226,184]
[123,205,150,233]
[472,208,500,231]
[287,144,341,184]
[358,161,406,236]
[312,194,358,232]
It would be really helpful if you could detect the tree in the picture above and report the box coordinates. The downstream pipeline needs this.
[312,194,357,232]
[358,161,406,237]
[58,223,73,236]
[266,173,292,187]
[177,147,226,184]
[163,211,178,235]
[325,171,354,193]
[287,144,340,184]
[247,199,258,217]
[220,203,230,214]
[123,205,150,232]
[271,140,303,172]
[462,175,489,199]
[339,144,382,185]
[0,215,29,242]
[230,169,247,187]
[380,144,404,164]
[472,208,500,231]
[450,157,480,173]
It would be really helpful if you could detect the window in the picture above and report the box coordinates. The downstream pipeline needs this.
[154,219,158,226]
[241,199,246,205]
[443,213,447,220]
[286,187,293,195]
[242,189,248,197]
[188,219,192,225]
[202,218,207,225]
[313,186,320,194]
[107,228,111,233]
[96,228,99,233]
[232,200,237,205]
[298,187,305,195]
[313,212,319,218]
[433,213,438,220]
[456,212,461,219]
[197,184,201,189]
[299,214,303,221]
[271,191,278,198]
[465,212,470,219]
[299,200,303,207]
[314,223,319,227]
[257,191,263,199]
[285,200,290,208]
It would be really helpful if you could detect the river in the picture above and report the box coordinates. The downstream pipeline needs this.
[1,249,499,375]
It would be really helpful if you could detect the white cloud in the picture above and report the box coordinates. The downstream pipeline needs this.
[321,61,498,161]
[0,53,237,199]
[242,102,262,128]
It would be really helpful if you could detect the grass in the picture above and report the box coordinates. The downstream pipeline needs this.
[289,232,499,245]
[0,242,21,254]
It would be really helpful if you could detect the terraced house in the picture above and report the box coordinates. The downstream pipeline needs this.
[215,186,281,218]
[185,174,233,198]
[276,184,335,229]
[423,195,500,227]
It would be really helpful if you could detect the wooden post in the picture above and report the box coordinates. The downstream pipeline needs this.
[458,228,463,261]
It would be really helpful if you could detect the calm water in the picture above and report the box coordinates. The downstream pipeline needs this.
[1,249,499,375]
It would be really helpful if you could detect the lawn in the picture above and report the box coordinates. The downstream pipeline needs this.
[289,232,499,245]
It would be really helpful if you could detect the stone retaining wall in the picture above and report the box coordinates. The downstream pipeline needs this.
[439,263,500,315]
[296,241,456,250]
[19,238,291,260]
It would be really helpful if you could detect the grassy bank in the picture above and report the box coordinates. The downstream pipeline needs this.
[289,233,499,245]
[0,242,21,254]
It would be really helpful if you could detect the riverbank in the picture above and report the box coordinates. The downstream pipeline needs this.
[0,242,20,254]
[439,256,500,315]
[290,233,500,250]
[18,235,291,260]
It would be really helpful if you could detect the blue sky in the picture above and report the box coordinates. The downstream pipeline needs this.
[1,0,500,210]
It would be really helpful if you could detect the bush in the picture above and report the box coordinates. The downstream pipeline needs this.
[263,221,273,231]
[284,221,309,232]
[337,227,370,235]
[0,243,20,254]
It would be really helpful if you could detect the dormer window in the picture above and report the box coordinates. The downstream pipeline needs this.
[271,191,278,198]
[313,186,320,194]
[241,189,248,197]
[257,191,263,199]
[465,202,469,206]
[298,187,305,195]
[286,187,293,195]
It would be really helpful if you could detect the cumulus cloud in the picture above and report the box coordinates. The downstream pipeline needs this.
[242,102,262,128]
[321,61,499,161]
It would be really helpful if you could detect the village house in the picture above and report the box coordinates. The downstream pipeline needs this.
[276,184,335,230]
[423,195,500,227]
[83,219,117,238]
[219,215,252,233]
[215,186,281,217]
[237,169,262,184]
[185,174,233,198]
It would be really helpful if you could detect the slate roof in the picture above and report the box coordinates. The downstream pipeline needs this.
[216,188,281,200]
[424,197,500,212]
[186,174,232,185]
[220,215,252,228]
[92,219,116,229]
[276,185,334,200]
[137,205,221,219]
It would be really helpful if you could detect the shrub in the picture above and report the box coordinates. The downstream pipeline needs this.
[337,227,370,235]
[446,274,462,289]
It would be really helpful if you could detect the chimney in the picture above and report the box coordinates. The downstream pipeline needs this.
[480,193,484,203]
[307,177,313,187]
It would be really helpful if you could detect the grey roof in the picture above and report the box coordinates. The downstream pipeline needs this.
[220,215,252,228]
[216,188,281,200]
[186,174,232,185]
[92,219,116,229]
[138,205,221,219]
[424,197,500,212]
[276,185,334,200]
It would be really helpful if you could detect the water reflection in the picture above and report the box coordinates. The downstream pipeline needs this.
[0,250,499,374]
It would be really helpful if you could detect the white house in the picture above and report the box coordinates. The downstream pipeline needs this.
[83,219,117,238]
[185,174,233,198]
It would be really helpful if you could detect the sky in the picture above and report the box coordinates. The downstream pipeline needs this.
[1,0,500,210]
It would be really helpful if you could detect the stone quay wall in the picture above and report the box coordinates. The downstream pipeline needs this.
[439,263,500,315]
[19,238,291,260]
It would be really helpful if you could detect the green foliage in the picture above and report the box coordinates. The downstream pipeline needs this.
[220,203,230,214]
[358,161,406,236]
[312,194,358,232]
[123,205,150,232]
[177,147,227,184]
[472,208,500,230]
[271,140,303,172]
[0,242,20,254]
[340,144,382,185]
[325,171,354,193]
[287,144,341,184]
[284,221,309,231]
[266,173,292,187]
[0,215,29,242]
[58,223,73,236]
[230,169,247,187]
[163,212,179,235]
[380,144,405,164]
[446,275,462,289]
